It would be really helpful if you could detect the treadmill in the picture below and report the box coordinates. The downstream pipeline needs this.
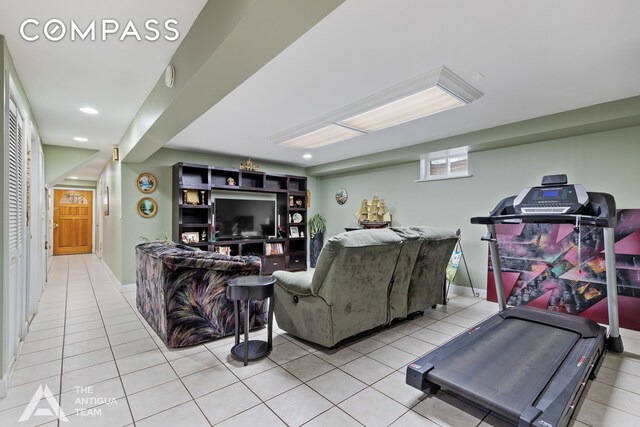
[406,175,624,427]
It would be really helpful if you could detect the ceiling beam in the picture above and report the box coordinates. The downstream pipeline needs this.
[119,0,344,164]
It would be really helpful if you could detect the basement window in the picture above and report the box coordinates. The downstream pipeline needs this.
[418,150,471,181]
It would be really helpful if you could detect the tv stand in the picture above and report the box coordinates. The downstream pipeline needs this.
[172,163,307,274]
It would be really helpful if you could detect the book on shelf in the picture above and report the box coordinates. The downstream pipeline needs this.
[266,243,283,255]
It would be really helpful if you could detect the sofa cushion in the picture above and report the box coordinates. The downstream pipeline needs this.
[311,228,402,294]
[392,226,457,241]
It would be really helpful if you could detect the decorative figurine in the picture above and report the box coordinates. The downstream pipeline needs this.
[201,230,207,242]
[289,196,294,207]
[295,198,303,208]
[200,191,206,205]
[183,189,188,205]
[227,177,236,186]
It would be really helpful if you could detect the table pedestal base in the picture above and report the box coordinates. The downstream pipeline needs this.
[231,340,271,363]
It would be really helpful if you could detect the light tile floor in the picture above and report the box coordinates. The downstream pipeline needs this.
[1,254,640,426]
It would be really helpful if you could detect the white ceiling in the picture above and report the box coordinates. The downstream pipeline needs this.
[3,0,640,175]
[167,0,640,167]
[0,0,206,178]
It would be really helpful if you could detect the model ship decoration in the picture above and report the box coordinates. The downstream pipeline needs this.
[239,159,261,172]
[355,194,392,228]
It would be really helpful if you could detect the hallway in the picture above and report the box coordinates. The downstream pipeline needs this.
[1,255,640,426]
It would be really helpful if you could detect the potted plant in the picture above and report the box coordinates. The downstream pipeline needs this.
[308,214,326,268]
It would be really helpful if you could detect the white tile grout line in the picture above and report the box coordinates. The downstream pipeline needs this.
[65,254,137,425]
[12,256,640,426]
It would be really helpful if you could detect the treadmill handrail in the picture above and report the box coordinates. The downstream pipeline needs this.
[471,213,612,227]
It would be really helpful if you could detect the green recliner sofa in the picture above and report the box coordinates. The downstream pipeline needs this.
[273,227,457,347]
[389,226,459,320]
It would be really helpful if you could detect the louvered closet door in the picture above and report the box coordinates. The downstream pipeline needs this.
[7,97,26,367]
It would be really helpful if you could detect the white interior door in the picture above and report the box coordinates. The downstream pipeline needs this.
[7,96,27,369]
[27,127,44,322]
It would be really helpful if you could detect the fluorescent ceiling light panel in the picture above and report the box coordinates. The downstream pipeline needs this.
[74,137,88,142]
[272,67,481,149]
[339,86,464,132]
[280,124,364,148]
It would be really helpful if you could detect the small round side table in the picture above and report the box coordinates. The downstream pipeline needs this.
[227,275,275,366]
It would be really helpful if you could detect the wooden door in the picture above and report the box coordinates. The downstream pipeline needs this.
[53,190,93,255]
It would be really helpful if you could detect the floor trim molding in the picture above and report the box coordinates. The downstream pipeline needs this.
[121,283,136,292]
[100,258,126,292]
[0,351,18,398]
[448,283,487,299]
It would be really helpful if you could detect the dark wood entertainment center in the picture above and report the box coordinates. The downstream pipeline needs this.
[172,162,307,274]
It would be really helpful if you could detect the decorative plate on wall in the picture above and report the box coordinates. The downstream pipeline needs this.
[137,173,157,193]
[335,188,348,205]
[138,197,158,218]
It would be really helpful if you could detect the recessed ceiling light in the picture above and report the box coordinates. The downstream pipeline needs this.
[68,176,79,180]
[302,154,313,159]
[79,107,99,115]
[74,137,88,142]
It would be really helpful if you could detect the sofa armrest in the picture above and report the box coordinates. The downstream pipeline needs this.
[163,251,261,271]
[273,270,315,296]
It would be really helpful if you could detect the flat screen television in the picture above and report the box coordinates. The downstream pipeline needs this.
[214,197,276,239]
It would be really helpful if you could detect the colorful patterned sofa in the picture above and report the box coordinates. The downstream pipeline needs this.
[136,242,267,348]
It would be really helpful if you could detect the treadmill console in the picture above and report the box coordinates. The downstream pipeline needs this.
[513,175,588,215]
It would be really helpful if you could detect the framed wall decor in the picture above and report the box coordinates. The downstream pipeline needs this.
[137,173,157,193]
[138,197,158,218]
[181,231,200,244]
[104,186,110,216]
[335,188,348,205]
[183,189,200,205]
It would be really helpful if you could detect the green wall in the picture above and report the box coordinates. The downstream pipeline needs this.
[56,179,97,188]
[42,145,98,185]
[100,158,123,282]
[317,125,640,291]
[100,148,309,285]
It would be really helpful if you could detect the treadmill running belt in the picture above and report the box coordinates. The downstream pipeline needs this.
[429,318,579,421]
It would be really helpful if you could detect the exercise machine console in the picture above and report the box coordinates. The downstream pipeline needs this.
[406,175,623,427]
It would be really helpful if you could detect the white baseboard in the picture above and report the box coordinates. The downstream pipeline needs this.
[0,351,18,398]
[121,283,136,293]
[448,283,487,299]
[101,258,121,286]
